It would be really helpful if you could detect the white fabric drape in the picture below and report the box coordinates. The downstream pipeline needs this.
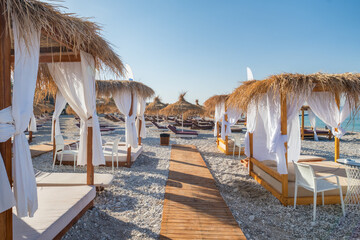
[214,101,225,137]
[48,51,104,166]
[220,107,242,140]
[28,113,37,132]
[244,100,257,157]
[124,64,134,81]
[307,92,351,139]
[249,91,306,174]
[51,91,67,141]
[136,96,146,138]
[113,90,138,148]
[308,109,318,141]
[12,20,40,217]
[0,107,16,213]
[247,67,254,81]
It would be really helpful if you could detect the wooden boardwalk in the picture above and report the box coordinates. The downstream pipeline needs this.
[160,144,246,240]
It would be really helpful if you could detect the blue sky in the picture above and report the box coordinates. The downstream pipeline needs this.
[57,0,360,104]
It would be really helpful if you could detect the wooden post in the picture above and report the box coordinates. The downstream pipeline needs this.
[53,119,56,160]
[280,93,288,205]
[126,93,134,168]
[334,94,340,162]
[0,5,13,239]
[224,103,229,153]
[138,119,142,145]
[301,108,305,140]
[249,133,254,175]
[87,123,94,185]
[29,131,33,143]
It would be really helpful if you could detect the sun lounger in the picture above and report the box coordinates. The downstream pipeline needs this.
[152,121,168,130]
[168,125,198,138]
[302,127,333,140]
[35,171,114,189]
[13,186,95,240]
[175,120,192,127]
[191,122,213,130]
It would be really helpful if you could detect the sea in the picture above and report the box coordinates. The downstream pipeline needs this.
[300,114,360,132]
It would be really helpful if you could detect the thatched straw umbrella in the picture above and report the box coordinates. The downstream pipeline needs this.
[160,93,203,131]
[95,80,154,99]
[0,0,126,233]
[145,96,167,115]
[66,98,119,115]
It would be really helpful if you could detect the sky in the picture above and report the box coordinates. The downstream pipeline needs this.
[56,0,360,104]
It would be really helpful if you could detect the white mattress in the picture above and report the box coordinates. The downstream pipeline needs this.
[36,172,114,188]
[13,186,95,240]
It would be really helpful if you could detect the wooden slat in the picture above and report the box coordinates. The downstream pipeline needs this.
[160,144,246,240]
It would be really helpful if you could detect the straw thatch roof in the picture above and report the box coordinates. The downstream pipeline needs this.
[145,96,167,115]
[203,94,228,117]
[96,80,155,100]
[66,98,119,115]
[227,73,360,111]
[160,93,203,116]
[5,0,124,75]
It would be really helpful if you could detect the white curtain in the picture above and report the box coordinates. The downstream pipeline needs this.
[124,64,134,81]
[28,113,37,132]
[247,67,254,81]
[220,106,242,140]
[308,109,318,141]
[113,90,138,148]
[244,100,258,157]
[12,19,40,217]
[136,96,146,138]
[214,101,225,137]
[51,91,67,141]
[0,107,15,213]
[48,51,105,166]
[307,92,351,139]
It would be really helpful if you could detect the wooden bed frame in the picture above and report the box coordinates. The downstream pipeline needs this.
[248,90,343,206]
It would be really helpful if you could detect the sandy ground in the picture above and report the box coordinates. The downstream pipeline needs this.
[30,115,360,239]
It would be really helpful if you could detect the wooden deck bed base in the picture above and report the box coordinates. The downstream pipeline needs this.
[249,157,345,206]
[217,137,244,156]
[54,201,93,240]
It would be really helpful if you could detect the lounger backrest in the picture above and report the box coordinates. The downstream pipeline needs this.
[167,125,177,133]
[112,138,120,154]
[293,161,315,189]
[55,135,65,152]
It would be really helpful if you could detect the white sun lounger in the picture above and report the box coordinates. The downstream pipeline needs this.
[35,171,114,188]
[13,186,95,240]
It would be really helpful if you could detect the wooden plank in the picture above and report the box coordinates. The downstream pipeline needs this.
[87,126,94,185]
[0,5,12,239]
[160,144,246,240]
[334,93,340,162]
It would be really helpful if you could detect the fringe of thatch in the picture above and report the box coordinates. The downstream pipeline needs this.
[160,92,203,116]
[96,80,155,100]
[145,96,167,115]
[4,0,124,76]
[66,98,119,115]
[227,73,360,112]
[203,94,228,117]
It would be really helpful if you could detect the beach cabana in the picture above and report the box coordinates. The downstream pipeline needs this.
[0,0,124,239]
[204,94,244,155]
[227,73,360,206]
[160,93,203,131]
[96,79,154,166]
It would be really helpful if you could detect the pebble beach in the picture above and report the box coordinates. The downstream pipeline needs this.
[31,115,360,240]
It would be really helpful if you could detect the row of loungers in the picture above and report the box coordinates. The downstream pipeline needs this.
[151,122,199,138]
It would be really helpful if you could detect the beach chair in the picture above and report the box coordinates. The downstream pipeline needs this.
[152,121,168,131]
[293,161,345,221]
[168,125,198,138]
[231,135,244,159]
[103,138,120,172]
[53,135,78,171]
